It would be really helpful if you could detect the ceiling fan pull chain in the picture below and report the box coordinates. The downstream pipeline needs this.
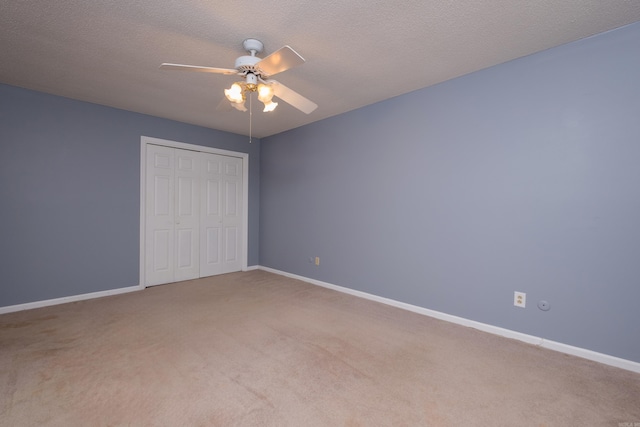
[249,92,253,143]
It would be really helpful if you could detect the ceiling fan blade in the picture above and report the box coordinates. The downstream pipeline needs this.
[255,46,305,77]
[269,80,317,114]
[159,63,238,75]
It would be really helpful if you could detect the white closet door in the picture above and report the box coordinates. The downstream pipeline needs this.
[174,149,200,281]
[200,154,223,276]
[145,145,175,286]
[200,153,243,276]
[221,155,243,274]
[145,145,200,286]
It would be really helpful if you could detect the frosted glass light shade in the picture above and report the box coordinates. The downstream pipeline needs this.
[224,83,244,103]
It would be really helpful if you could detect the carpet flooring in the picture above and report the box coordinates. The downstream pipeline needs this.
[1,270,639,426]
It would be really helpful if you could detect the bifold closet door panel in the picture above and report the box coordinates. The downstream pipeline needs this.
[221,155,243,274]
[200,153,243,276]
[173,149,200,282]
[200,153,224,277]
[145,145,200,286]
[145,145,175,286]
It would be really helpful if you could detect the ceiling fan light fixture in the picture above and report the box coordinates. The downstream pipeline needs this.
[224,82,244,103]
[257,83,274,100]
[262,100,278,112]
[245,73,258,91]
[257,83,277,112]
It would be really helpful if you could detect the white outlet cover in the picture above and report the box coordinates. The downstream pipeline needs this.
[514,291,526,308]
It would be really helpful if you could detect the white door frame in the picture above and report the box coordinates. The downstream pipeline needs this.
[139,136,249,288]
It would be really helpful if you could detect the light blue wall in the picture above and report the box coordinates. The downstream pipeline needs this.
[260,22,640,363]
[0,84,260,306]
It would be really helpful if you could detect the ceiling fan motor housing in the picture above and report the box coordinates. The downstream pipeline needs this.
[235,55,261,74]
[236,38,269,77]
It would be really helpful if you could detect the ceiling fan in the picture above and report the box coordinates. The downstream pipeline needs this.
[160,38,317,114]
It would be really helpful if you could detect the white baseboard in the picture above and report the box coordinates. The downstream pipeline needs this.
[0,284,144,315]
[1,267,261,314]
[258,266,640,374]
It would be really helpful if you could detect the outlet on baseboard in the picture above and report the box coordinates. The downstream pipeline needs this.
[514,291,526,308]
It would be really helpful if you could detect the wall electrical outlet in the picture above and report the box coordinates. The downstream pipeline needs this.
[514,291,526,308]
[315,256,320,266]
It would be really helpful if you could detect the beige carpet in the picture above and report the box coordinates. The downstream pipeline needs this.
[1,270,639,426]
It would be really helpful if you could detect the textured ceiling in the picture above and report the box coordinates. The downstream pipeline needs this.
[2,1,640,138]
